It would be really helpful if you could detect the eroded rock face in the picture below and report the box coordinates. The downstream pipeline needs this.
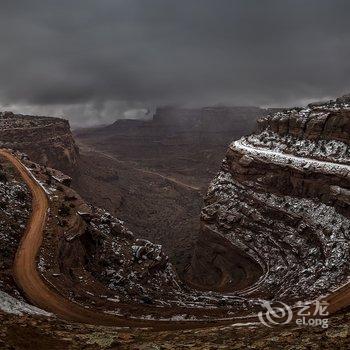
[0,112,79,174]
[27,156,256,317]
[257,95,350,144]
[189,95,350,302]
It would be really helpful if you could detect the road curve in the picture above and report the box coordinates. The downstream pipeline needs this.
[1,146,350,329]
[0,149,251,330]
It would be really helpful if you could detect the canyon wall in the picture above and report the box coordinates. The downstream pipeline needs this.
[0,111,79,174]
[188,96,350,301]
[257,95,350,144]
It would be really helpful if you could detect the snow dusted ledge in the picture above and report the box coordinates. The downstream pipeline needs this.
[0,291,52,317]
[231,139,350,178]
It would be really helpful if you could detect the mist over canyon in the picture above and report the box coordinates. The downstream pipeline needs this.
[1,0,350,126]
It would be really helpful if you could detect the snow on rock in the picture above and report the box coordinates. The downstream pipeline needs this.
[0,290,52,317]
[246,131,350,165]
[192,95,350,303]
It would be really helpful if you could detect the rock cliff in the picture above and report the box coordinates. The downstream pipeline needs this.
[188,95,350,302]
[257,95,350,144]
[0,111,78,174]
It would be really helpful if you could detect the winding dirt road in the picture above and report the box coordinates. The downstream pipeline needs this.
[1,146,350,329]
[0,149,247,330]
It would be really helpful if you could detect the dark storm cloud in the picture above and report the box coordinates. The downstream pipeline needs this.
[0,0,350,125]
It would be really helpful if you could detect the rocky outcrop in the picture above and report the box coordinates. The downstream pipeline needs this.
[0,112,79,174]
[188,95,350,302]
[257,95,350,144]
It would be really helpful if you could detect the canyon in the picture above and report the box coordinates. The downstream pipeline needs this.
[0,98,349,349]
[73,106,271,272]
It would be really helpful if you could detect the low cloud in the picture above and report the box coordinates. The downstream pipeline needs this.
[0,0,350,125]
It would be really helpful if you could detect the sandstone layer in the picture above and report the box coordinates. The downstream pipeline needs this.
[188,96,350,302]
[0,111,78,174]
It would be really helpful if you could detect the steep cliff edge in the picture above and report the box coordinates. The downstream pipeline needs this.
[188,96,350,302]
[0,111,78,174]
[257,95,350,145]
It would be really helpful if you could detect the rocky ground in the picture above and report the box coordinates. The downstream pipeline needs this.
[0,156,31,300]
[0,151,262,323]
[1,307,350,349]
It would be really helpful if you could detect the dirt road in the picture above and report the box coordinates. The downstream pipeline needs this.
[1,148,350,329]
[0,149,251,329]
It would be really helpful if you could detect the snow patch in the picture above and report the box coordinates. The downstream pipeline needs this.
[0,291,52,317]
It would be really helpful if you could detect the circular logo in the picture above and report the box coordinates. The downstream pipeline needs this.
[258,301,293,327]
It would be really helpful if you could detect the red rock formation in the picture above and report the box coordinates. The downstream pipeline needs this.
[257,96,350,144]
[0,112,79,174]
[188,95,350,302]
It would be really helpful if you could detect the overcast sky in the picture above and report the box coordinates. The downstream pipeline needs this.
[1,0,350,126]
